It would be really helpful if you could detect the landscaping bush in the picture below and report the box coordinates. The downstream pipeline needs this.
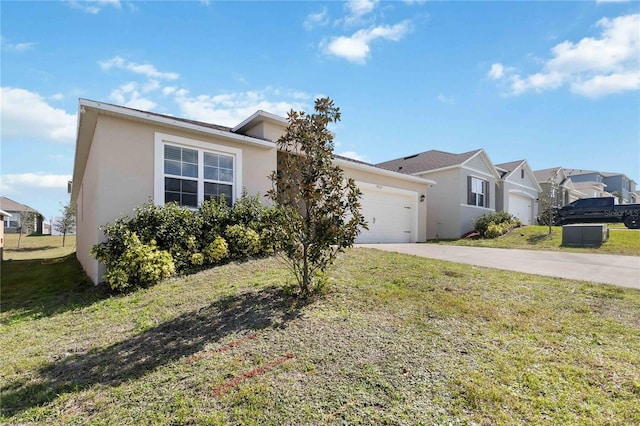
[91,193,285,289]
[474,212,521,239]
[93,231,175,291]
[204,236,229,264]
[225,224,261,258]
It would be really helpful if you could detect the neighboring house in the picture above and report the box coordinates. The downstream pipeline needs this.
[377,149,500,240]
[565,169,637,204]
[71,99,435,284]
[533,167,584,207]
[571,181,612,199]
[495,160,541,226]
[0,209,9,260]
[0,197,44,234]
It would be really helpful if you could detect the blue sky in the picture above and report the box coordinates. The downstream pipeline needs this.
[1,0,639,221]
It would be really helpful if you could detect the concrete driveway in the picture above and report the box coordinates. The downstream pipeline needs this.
[357,244,640,290]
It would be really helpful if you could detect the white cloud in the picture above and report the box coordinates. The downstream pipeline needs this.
[66,0,121,14]
[304,7,330,30]
[437,94,455,105]
[0,87,76,143]
[173,89,309,127]
[338,151,371,163]
[344,0,379,25]
[0,173,72,195]
[488,13,640,98]
[1,37,36,52]
[108,82,156,110]
[50,93,65,101]
[487,63,504,79]
[323,20,411,64]
[99,56,179,80]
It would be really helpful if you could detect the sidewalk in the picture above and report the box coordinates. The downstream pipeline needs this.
[357,244,640,290]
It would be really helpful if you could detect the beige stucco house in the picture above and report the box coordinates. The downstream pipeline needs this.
[71,99,434,284]
[495,160,541,226]
[377,149,500,240]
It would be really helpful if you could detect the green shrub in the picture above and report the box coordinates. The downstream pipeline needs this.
[225,224,261,258]
[190,252,205,266]
[198,197,231,246]
[94,231,175,291]
[204,236,229,264]
[474,212,520,239]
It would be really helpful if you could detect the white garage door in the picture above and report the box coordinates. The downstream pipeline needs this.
[356,183,417,243]
[508,194,533,225]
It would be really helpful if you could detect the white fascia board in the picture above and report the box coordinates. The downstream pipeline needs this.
[334,157,436,185]
[0,210,11,217]
[463,149,501,179]
[79,99,275,150]
[232,110,289,133]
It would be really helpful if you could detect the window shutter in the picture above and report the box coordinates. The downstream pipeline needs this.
[485,181,491,208]
[467,176,473,205]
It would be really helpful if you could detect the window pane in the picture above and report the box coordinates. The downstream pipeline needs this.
[204,166,219,181]
[182,148,198,164]
[219,168,233,182]
[204,152,219,167]
[478,194,484,206]
[219,156,233,169]
[164,160,181,176]
[165,191,180,204]
[182,162,198,178]
[219,184,233,199]
[182,194,197,207]
[164,145,181,162]
[182,179,197,194]
[165,177,181,192]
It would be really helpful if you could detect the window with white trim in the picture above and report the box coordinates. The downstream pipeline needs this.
[156,134,239,208]
[467,176,490,207]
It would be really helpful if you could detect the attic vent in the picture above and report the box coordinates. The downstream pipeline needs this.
[403,154,419,160]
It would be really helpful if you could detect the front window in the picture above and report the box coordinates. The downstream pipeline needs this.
[468,177,487,207]
[156,133,240,208]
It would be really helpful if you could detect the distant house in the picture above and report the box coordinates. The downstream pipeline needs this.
[565,169,637,204]
[533,167,584,207]
[0,197,44,234]
[71,99,434,284]
[495,160,541,226]
[0,209,9,260]
[378,149,500,240]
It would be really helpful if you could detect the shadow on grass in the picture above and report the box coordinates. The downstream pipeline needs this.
[526,233,554,245]
[1,286,305,417]
[1,255,109,325]
[5,245,59,252]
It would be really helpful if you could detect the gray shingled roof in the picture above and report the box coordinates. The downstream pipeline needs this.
[564,168,600,177]
[376,149,482,174]
[533,167,563,182]
[0,197,40,214]
[495,160,525,179]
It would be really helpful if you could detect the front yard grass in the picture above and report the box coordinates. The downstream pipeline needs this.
[2,248,639,424]
[436,225,640,256]
[3,234,76,260]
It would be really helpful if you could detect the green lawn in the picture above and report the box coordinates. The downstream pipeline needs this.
[3,234,76,260]
[2,245,639,424]
[434,225,640,256]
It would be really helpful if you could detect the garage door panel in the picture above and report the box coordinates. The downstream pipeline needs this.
[356,185,417,243]
[508,194,533,225]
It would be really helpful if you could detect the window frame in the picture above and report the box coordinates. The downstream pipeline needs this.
[467,176,490,208]
[154,133,242,208]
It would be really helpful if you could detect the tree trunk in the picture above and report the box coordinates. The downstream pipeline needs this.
[62,232,66,247]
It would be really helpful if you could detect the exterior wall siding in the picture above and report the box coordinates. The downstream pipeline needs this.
[418,168,461,240]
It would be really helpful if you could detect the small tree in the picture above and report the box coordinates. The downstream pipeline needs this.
[267,97,367,295]
[55,201,76,247]
[538,169,560,235]
[16,211,39,248]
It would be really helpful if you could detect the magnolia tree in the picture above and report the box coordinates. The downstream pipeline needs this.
[267,97,367,295]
